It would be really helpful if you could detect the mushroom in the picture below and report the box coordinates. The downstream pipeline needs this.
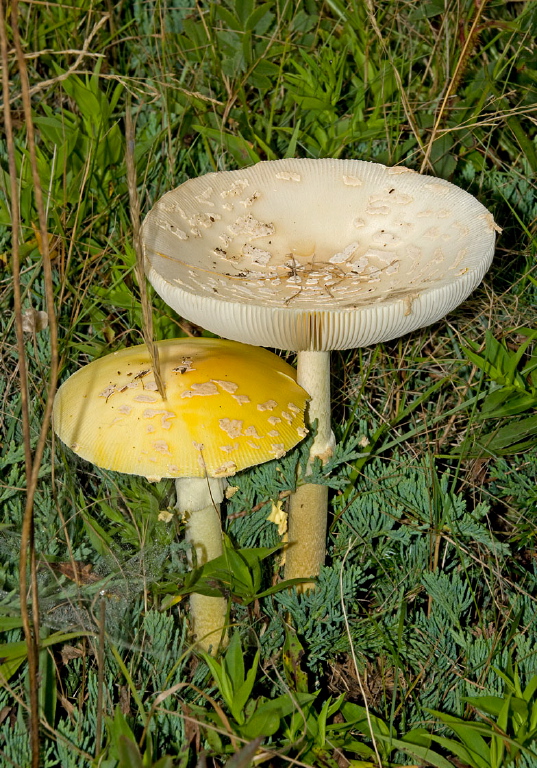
[52,337,309,651]
[141,158,499,586]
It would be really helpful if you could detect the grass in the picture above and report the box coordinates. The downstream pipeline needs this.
[1,0,537,766]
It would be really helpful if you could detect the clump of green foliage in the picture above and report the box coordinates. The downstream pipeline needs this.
[1,0,537,766]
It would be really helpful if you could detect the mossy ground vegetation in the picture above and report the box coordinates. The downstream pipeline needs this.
[1,0,537,765]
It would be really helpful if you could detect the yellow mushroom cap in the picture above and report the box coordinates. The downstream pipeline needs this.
[53,338,309,481]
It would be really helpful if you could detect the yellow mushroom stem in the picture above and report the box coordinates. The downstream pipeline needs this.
[175,476,228,653]
[284,351,335,589]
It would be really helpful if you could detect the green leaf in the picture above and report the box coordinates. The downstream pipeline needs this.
[0,629,94,683]
[283,119,302,159]
[214,4,242,31]
[463,332,528,390]
[192,126,261,166]
[426,710,490,768]
[426,733,486,768]
[0,640,27,681]
[453,414,537,457]
[283,629,308,694]
[240,706,280,740]
[481,388,537,419]
[233,651,260,723]
[181,542,288,603]
[315,698,330,746]
[376,733,455,768]
[253,577,311,599]
[152,758,175,768]
[82,513,114,556]
[117,735,143,768]
[464,691,529,723]
[222,737,263,768]
[201,653,235,713]
[342,703,391,738]
[241,693,316,740]
[523,675,537,703]
[245,4,273,32]
[234,0,254,27]
[105,706,139,763]
[224,632,246,695]
[0,616,24,632]
[463,695,506,717]
[40,642,57,727]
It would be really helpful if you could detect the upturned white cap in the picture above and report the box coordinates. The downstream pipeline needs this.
[142,159,498,351]
[53,338,308,481]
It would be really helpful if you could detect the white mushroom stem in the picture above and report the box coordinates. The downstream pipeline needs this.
[284,351,335,588]
[175,477,227,653]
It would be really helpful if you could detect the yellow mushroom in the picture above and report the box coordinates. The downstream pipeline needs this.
[53,337,308,652]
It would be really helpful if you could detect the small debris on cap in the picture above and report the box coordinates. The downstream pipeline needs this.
[53,338,309,480]
[142,158,497,352]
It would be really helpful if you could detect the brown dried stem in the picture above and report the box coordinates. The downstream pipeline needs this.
[125,101,166,400]
[6,2,61,764]
[420,0,490,173]
[1,12,110,107]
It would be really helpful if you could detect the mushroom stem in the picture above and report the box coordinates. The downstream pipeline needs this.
[284,351,335,588]
[175,477,227,653]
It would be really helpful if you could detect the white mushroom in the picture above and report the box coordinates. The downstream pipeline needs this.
[142,159,498,587]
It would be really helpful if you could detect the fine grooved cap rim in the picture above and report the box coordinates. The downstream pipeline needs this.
[53,338,309,481]
[142,159,498,351]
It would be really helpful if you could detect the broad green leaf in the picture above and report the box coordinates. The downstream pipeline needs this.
[240,692,315,740]
[463,345,508,386]
[40,642,57,727]
[240,707,280,740]
[530,700,537,733]
[426,710,490,768]
[0,640,27,681]
[1,630,94,682]
[222,548,255,594]
[315,698,331,745]
[117,735,143,768]
[254,577,311,599]
[223,632,246,695]
[222,737,263,768]
[426,733,485,768]
[245,3,273,32]
[214,6,242,31]
[201,653,235,713]
[463,695,506,717]
[481,388,537,419]
[192,126,260,166]
[283,119,302,159]
[234,0,253,27]
[489,729,504,768]
[523,675,537,703]
[283,630,308,693]
[342,702,391,738]
[464,694,528,721]
[452,414,537,457]
[376,733,455,768]
[256,692,316,721]
[82,513,114,555]
[105,706,138,763]
[152,758,174,768]
[326,693,346,719]
[0,616,24,632]
[233,651,260,723]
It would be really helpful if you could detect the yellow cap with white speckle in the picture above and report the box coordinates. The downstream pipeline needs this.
[53,338,309,481]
